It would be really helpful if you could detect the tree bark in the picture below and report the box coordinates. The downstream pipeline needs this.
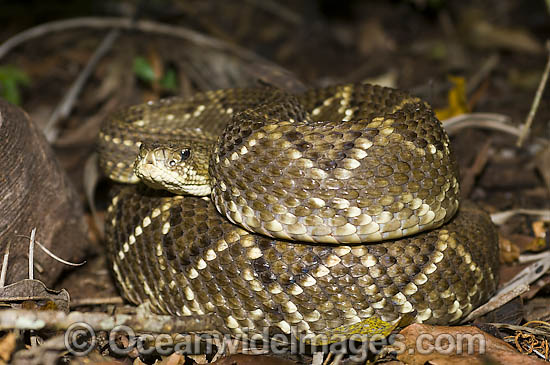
[0,99,88,286]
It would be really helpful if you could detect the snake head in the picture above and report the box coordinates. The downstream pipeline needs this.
[133,142,211,196]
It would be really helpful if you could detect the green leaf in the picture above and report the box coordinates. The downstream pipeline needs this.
[133,57,156,83]
[0,65,30,105]
[160,68,177,91]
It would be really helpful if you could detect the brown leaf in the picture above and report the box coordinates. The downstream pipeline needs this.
[461,10,543,54]
[394,324,546,365]
[0,333,16,363]
[506,234,541,254]
[212,354,297,365]
[0,279,70,312]
[156,353,187,365]
[499,235,521,263]
[532,221,549,241]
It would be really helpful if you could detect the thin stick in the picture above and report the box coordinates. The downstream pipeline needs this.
[443,113,550,146]
[460,137,492,197]
[43,29,120,142]
[517,40,550,147]
[17,235,86,266]
[34,240,86,266]
[0,17,282,71]
[464,251,550,322]
[466,53,499,95]
[519,251,550,264]
[28,228,36,280]
[461,284,529,323]
[69,296,125,308]
[320,352,331,365]
[0,242,10,288]
[331,353,344,365]
[443,113,512,135]
[0,308,220,333]
[242,0,302,25]
[490,208,550,226]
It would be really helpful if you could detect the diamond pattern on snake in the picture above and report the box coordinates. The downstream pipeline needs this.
[98,83,499,342]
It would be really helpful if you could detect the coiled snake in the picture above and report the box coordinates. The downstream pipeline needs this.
[98,84,499,342]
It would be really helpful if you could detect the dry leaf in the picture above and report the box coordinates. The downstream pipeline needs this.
[306,315,400,345]
[500,235,521,263]
[156,353,187,365]
[0,279,70,312]
[187,354,208,364]
[394,324,547,364]
[436,76,469,120]
[532,221,548,239]
[212,354,296,365]
[0,333,16,363]
[461,10,543,54]
[526,237,548,253]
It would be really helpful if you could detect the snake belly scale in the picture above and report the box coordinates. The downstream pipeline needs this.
[99,83,499,341]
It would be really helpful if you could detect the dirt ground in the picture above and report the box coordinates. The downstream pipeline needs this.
[0,0,549,364]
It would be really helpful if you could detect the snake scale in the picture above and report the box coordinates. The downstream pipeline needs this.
[98,83,499,342]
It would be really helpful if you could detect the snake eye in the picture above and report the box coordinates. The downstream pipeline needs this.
[180,149,191,161]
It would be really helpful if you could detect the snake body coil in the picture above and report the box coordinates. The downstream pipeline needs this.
[99,84,499,342]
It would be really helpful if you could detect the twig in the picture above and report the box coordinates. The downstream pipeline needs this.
[461,284,529,323]
[18,234,87,266]
[443,113,550,146]
[0,308,220,333]
[466,53,499,95]
[460,137,492,197]
[464,251,550,322]
[311,352,324,365]
[490,208,550,226]
[519,251,550,264]
[0,243,10,288]
[242,0,302,25]
[28,228,36,280]
[502,321,550,360]
[70,296,125,308]
[443,113,512,135]
[492,322,550,337]
[43,29,120,143]
[34,239,87,267]
[0,17,284,72]
[320,351,331,365]
[517,40,550,147]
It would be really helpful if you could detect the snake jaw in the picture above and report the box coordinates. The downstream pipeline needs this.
[134,143,211,196]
